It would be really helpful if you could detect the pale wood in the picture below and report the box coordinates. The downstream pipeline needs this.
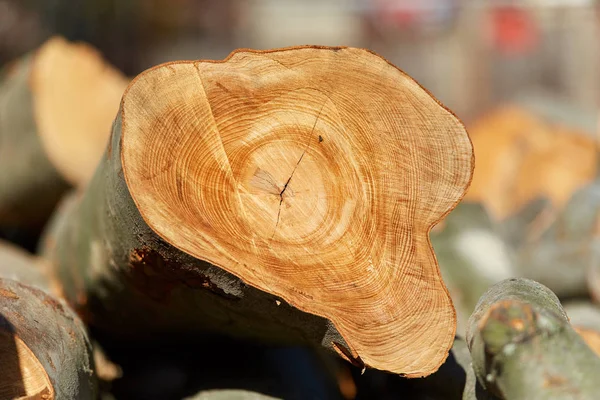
[42,46,473,377]
[0,36,128,229]
[0,331,52,400]
[31,36,129,186]
[464,106,597,220]
[0,241,97,399]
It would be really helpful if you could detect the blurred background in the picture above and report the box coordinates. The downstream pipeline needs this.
[2,0,600,120]
[3,0,600,399]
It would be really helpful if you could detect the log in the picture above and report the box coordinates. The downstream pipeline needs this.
[0,242,97,399]
[466,278,600,399]
[0,36,128,229]
[464,105,597,220]
[412,337,497,400]
[434,184,599,310]
[431,202,515,335]
[499,182,600,298]
[564,301,600,356]
[40,46,474,376]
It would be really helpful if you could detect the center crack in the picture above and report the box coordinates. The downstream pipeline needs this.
[271,102,326,239]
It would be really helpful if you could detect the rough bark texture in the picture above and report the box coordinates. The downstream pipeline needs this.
[41,46,474,377]
[0,242,97,399]
[42,180,352,357]
[0,55,69,229]
[466,278,600,400]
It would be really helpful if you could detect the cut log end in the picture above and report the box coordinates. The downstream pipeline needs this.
[120,46,473,375]
[574,327,600,357]
[0,330,54,400]
[31,36,129,186]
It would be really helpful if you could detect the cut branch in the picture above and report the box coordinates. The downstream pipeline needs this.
[466,278,600,400]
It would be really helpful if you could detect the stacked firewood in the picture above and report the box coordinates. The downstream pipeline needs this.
[1,38,598,400]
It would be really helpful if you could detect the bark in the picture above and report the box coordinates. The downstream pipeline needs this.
[0,242,97,399]
[459,103,600,299]
[434,184,600,316]
[0,36,127,230]
[0,55,69,229]
[466,278,600,400]
[40,46,474,376]
[432,203,515,335]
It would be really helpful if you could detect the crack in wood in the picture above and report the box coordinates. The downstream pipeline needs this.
[271,101,326,239]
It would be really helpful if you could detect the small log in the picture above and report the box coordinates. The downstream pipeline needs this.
[500,182,600,298]
[432,202,515,335]
[564,301,600,356]
[464,106,597,220]
[41,46,474,376]
[466,278,600,400]
[0,36,127,229]
[0,241,97,399]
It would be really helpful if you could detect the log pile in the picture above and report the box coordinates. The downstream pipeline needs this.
[1,39,599,400]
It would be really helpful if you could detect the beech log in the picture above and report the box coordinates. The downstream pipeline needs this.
[41,46,473,376]
[466,278,600,399]
[564,301,600,357]
[0,241,97,399]
[432,203,515,335]
[0,36,127,229]
[500,183,600,298]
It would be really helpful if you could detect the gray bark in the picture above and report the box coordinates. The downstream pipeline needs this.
[0,247,97,400]
[40,113,351,362]
[0,56,69,230]
[466,278,600,400]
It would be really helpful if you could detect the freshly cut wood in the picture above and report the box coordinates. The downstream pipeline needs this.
[466,278,600,400]
[0,241,97,399]
[31,37,129,185]
[41,47,473,376]
[464,106,597,220]
[0,36,128,228]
